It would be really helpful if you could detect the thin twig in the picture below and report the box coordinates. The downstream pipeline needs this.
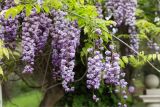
[46,70,88,91]
[110,32,160,72]
[74,70,87,83]
[41,49,52,90]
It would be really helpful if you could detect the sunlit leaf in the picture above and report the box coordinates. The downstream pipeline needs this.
[3,48,9,59]
[0,66,3,75]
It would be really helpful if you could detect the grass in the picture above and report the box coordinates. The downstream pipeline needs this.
[4,90,42,107]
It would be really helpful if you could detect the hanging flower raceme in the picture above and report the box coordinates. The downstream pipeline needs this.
[0,0,19,42]
[95,2,103,19]
[50,9,80,92]
[103,45,128,106]
[22,11,52,73]
[106,0,139,53]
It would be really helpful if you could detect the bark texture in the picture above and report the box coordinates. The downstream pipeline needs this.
[39,86,64,107]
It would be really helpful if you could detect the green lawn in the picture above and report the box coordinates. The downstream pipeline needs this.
[4,90,42,107]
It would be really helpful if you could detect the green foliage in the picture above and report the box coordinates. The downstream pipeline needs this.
[0,40,11,76]
[120,52,160,69]
[138,0,159,21]
[136,19,160,40]
[4,91,42,107]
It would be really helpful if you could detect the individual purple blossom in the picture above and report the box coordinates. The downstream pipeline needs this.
[147,41,160,53]
[123,95,128,99]
[93,94,99,102]
[95,28,102,35]
[23,65,34,73]
[118,102,122,106]
[123,104,127,107]
[120,79,128,88]
[128,86,135,93]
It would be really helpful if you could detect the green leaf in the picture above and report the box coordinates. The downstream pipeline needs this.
[50,0,62,9]
[25,4,32,17]
[147,54,152,61]
[4,9,13,19]
[105,20,116,26]
[158,54,160,61]
[79,0,84,4]
[0,66,3,76]
[122,56,129,64]
[14,0,20,4]
[35,4,41,13]
[42,5,50,13]
[3,48,9,59]
[16,5,25,14]
[119,59,125,68]
[152,54,157,60]
[0,48,3,59]
[11,8,18,19]
[84,26,90,34]
[4,5,24,19]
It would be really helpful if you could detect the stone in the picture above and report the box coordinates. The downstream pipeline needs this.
[139,95,160,103]
[146,89,160,95]
[146,103,160,107]
[145,74,160,89]
[139,74,160,107]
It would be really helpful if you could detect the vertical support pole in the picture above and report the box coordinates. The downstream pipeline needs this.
[0,83,2,107]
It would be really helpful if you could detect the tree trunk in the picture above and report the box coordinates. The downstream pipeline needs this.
[39,86,64,107]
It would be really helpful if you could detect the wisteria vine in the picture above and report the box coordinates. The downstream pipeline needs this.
[0,0,148,106]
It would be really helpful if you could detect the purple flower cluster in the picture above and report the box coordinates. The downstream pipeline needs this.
[3,0,16,10]
[106,0,139,54]
[0,16,19,42]
[128,26,139,53]
[0,0,19,42]
[103,45,128,105]
[86,28,104,100]
[50,9,80,92]
[106,0,137,27]
[22,12,52,73]
[87,50,103,89]
[103,49,122,86]
[147,41,160,53]
[95,3,103,19]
